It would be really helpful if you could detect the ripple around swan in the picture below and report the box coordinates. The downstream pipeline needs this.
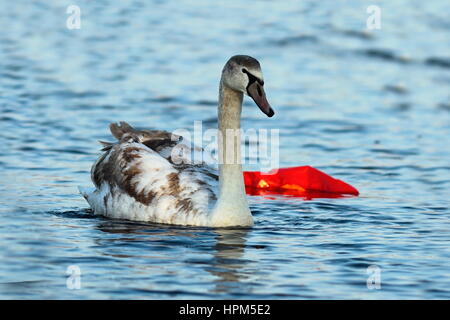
[0,0,450,300]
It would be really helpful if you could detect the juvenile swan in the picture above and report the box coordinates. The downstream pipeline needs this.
[79,55,274,227]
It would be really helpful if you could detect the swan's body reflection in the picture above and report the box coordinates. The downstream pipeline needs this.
[94,220,253,296]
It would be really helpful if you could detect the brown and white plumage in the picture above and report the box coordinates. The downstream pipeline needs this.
[79,122,219,225]
[79,55,274,227]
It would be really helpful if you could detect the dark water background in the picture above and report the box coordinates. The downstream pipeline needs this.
[0,0,449,299]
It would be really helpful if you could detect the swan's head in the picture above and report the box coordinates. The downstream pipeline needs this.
[222,55,274,117]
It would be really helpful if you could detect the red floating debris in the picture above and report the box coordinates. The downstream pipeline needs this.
[243,166,359,198]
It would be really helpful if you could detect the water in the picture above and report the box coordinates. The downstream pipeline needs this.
[1,0,449,299]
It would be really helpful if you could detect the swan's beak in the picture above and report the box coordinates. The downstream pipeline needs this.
[247,82,275,117]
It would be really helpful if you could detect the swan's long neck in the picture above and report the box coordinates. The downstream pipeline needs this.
[211,79,253,227]
[218,79,245,197]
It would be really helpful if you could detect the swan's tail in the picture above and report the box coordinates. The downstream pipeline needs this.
[78,186,94,202]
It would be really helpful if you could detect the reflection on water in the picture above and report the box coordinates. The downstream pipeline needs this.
[95,220,252,296]
[210,229,250,294]
[1,0,450,299]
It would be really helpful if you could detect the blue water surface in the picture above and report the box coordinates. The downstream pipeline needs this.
[0,0,449,299]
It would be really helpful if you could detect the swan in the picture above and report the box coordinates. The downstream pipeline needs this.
[79,55,274,227]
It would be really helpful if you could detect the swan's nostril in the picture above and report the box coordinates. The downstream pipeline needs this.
[257,85,262,96]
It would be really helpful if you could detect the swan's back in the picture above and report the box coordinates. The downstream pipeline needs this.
[80,122,219,225]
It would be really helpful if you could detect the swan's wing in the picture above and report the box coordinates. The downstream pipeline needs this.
[83,132,218,224]
[105,121,216,166]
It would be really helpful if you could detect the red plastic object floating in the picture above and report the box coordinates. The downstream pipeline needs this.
[243,166,359,199]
